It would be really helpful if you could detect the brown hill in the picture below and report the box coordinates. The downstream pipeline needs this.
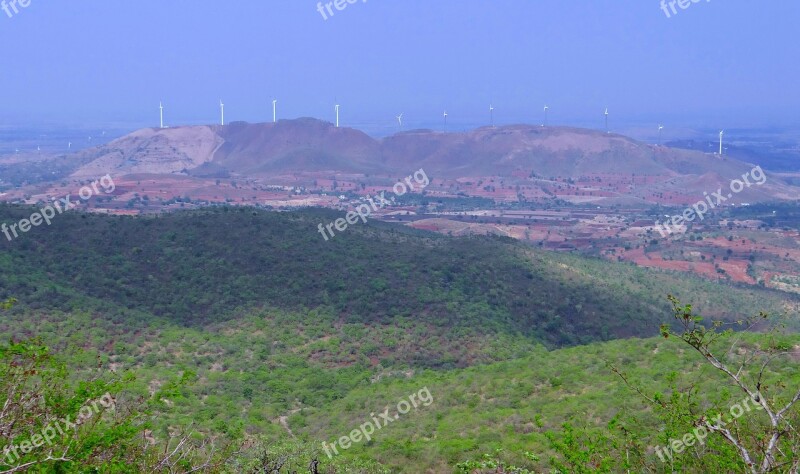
[70,126,222,178]
[212,118,384,175]
[380,125,671,177]
[61,119,796,203]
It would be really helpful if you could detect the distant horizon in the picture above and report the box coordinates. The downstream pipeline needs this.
[0,116,795,138]
[1,116,795,158]
[1,1,798,129]
[2,102,798,134]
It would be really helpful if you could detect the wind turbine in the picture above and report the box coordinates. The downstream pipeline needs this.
[219,100,225,126]
[159,102,164,129]
[443,110,448,131]
[68,142,72,150]
[335,104,340,128]
[396,113,403,130]
[604,108,609,133]
[272,99,277,123]
[543,105,549,127]
[489,104,495,127]
[719,130,724,156]
[658,124,664,144]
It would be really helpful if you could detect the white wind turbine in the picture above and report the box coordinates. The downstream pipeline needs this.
[159,102,164,129]
[604,108,609,133]
[219,100,225,126]
[68,142,72,150]
[272,99,277,123]
[719,130,724,156]
[443,110,448,131]
[543,105,549,127]
[335,104,340,128]
[396,113,403,130]
[658,124,664,144]
[489,104,495,127]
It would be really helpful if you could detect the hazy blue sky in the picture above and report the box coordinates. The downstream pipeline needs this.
[1,0,797,133]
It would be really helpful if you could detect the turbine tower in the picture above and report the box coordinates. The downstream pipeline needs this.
[658,124,664,144]
[443,110,448,131]
[272,99,277,123]
[719,130,724,156]
[604,108,609,133]
[396,113,403,130]
[335,104,340,128]
[68,142,72,150]
[489,104,495,127]
[543,105,549,127]
[219,100,225,126]
[159,102,164,129]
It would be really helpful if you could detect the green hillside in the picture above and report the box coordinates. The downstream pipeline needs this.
[1,204,799,472]
[1,204,795,353]
[2,305,798,472]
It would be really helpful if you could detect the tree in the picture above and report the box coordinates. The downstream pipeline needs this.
[458,296,800,473]
[652,296,800,473]
[0,298,14,311]
[611,297,800,472]
[0,299,232,472]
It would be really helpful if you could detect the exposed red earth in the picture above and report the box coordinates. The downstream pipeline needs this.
[3,119,799,293]
[21,118,791,204]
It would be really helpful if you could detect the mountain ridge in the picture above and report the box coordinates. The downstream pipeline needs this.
[65,119,772,180]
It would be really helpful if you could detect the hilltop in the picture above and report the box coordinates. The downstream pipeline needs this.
[63,119,777,180]
[2,119,793,207]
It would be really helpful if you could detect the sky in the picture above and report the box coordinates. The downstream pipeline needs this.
[0,0,798,135]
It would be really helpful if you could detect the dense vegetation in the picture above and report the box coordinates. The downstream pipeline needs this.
[1,205,799,472]
[1,300,798,472]
[0,203,667,348]
[1,204,795,351]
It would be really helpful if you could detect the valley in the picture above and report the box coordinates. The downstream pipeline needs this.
[4,2,799,472]
[3,121,799,295]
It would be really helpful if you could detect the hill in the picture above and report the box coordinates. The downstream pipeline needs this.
[66,121,734,180]
[2,206,799,472]
[1,204,796,353]
[1,306,797,472]
[35,120,792,204]
[4,121,799,214]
